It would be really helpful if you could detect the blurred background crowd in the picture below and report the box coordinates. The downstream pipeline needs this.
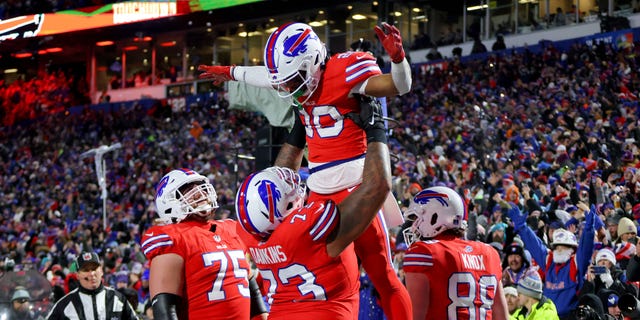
[3,28,640,319]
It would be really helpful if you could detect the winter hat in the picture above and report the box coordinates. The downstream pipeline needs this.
[517,274,543,300]
[503,243,530,268]
[595,248,616,266]
[11,287,30,301]
[116,271,129,284]
[504,286,518,297]
[618,217,637,236]
[578,293,606,316]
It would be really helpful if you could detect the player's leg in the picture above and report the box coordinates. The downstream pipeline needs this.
[354,214,412,320]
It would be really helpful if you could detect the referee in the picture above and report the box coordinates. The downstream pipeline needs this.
[46,251,139,320]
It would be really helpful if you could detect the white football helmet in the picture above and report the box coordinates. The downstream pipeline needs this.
[154,169,218,225]
[263,22,327,105]
[403,186,468,245]
[236,167,306,239]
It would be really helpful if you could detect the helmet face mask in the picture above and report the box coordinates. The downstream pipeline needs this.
[264,22,326,105]
[155,169,218,225]
[236,167,306,239]
[403,187,468,245]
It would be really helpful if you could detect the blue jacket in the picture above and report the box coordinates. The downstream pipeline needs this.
[518,224,594,318]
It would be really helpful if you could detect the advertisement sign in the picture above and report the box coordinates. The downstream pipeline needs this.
[0,0,262,41]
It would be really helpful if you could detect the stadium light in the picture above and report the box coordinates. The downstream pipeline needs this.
[96,40,114,46]
[80,143,122,231]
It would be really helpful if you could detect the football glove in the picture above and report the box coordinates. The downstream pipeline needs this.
[374,23,405,64]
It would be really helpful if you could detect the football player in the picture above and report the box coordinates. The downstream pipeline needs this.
[402,186,509,320]
[141,169,267,320]
[234,107,391,320]
[199,21,412,320]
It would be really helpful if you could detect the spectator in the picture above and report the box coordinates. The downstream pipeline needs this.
[471,37,488,54]
[554,7,567,26]
[582,248,638,302]
[8,287,35,320]
[46,251,139,319]
[576,294,608,320]
[507,203,596,319]
[603,293,623,320]
[513,274,560,320]
[492,34,507,51]
[502,242,539,288]
[504,285,521,317]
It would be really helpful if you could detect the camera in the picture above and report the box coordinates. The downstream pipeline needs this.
[576,305,599,320]
[619,293,640,319]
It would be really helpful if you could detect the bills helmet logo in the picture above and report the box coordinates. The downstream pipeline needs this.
[414,190,450,206]
[258,180,282,223]
[155,176,170,199]
[282,28,314,58]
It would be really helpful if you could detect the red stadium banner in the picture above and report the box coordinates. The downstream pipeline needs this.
[0,0,262,41]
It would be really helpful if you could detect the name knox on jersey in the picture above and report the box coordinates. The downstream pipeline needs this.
[461,253,486,271]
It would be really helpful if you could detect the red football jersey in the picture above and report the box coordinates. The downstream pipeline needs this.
[141,219,251,320]
[403,235,502,320]
[299,51,382,164]
[240,200,360,320]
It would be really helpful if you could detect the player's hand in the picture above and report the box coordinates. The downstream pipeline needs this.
[507,205,527,232]
[374,22,405,63]
[197,65,234,85]
[346,95,386,143]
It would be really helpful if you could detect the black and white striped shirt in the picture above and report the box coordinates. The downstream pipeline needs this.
[46,284,139,320]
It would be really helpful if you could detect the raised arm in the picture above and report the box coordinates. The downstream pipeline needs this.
[361,23,411,98]
[326,97,391,257]
[197,65,272,88]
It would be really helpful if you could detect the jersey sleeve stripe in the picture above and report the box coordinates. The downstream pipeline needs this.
[345,58,377,71]
[141,234,170,248]
[142,240,174,256]
[309,201,338,241]
[346,65,381,83]
[403,253,433,264]
[403,261,434,267]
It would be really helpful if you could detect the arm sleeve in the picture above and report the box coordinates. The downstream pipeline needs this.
[249,277,267,318]
[285,109,306,149]
[466,209,478,241]
[232,66,273,88]
[518,225,550,271]
[151,293,181,320]
[390,58,412,95]
[577,220,595,286]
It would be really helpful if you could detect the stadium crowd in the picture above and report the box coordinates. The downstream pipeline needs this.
[2,34,640,319]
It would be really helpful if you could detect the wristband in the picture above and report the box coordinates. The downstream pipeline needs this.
[366,126,387,144]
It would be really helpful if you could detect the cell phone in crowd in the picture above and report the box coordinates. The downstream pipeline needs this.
[593,265,607,275]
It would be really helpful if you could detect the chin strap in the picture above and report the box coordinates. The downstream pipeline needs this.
[151,293,181,320]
